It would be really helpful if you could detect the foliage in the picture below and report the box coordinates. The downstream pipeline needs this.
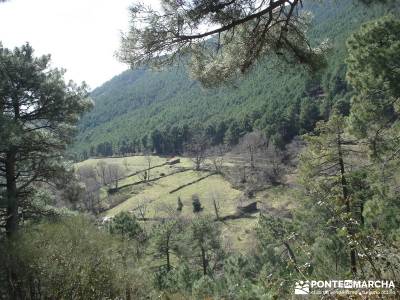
[151,219,182,272]
[3,2,400,300]
[177,196,183,212]
[191,275,216,299]
[256,214,309,298]
[0,43,91,236]
[191,194,203,213]
[299,113,362,276]
[0,216,151,299]
[346,16,400,160]
[109,211,145,241]
[74,0,400,159]
[119,0,325,87]
[186,215,224,276]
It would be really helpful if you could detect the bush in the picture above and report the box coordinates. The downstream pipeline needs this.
[192,276,215,299]
[177,196,183,212]
[109,211,145,241]
[1,216,151,299]
[192,194,203,213]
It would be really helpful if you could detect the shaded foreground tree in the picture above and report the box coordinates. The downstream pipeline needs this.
[255,16,400,297]
[119,0,329,86]
[299,113,361,276]
[0,43,91,236]
[346,16,400,162]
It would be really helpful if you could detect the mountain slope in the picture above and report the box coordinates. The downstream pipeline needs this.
[73,0,398,158]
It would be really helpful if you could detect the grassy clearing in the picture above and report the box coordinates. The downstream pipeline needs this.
[76,155,163,170]
[77,154,299,254]
[255,185,299,211]
[220,217,258,253]
[76,155,194,173]
[118,164,181,187]
[106,171,242,219]
[103,159,260,253]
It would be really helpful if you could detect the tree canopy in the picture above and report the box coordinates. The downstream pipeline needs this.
[119,0,383,86]
[346,16,400,161]
[119,0,329,86]
[0,43,91,235]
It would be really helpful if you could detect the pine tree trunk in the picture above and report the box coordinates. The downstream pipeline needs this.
[5,150,19,299]
[126,287,131,300]
[201,246,207,276]
[337,132,357,276]
[5,150,18,237]
[166,240,171,272]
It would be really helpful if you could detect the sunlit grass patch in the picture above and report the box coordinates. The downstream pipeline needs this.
[105,172,242,219]
[220,218,259,254]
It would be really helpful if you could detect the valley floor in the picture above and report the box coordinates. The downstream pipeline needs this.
[77,154,298,253]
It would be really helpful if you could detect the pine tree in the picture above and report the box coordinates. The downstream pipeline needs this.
[346,16,400,161]
[151,219,181,272]
[188,216,223,276]
[177,197,183,212]
[299,113,361,275]
[0,43,91,236]
[192,194,203,213]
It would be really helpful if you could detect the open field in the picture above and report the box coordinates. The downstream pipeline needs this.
[75,155,194,171]
[105,170,243,218]
[77,154,298,252]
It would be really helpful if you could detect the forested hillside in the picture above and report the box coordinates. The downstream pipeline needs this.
[3,0,400,299]
[74,0,398,159]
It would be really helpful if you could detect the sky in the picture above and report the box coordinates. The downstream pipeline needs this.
[0,0,160,90]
